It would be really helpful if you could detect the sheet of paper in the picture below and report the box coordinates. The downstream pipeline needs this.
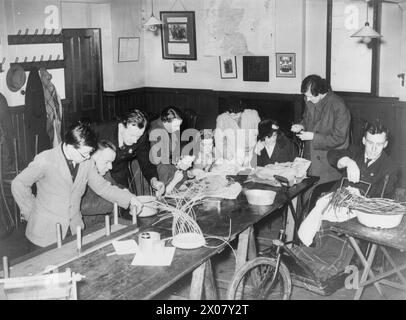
[131,247,176,266]
[112,240,139,255]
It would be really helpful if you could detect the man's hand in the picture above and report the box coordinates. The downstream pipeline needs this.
[151,177,165,197]
[337,156,360,183]
[291,124,304,133]
[296,131,314,141]
[129,196,143,215]
[172,170,184,184]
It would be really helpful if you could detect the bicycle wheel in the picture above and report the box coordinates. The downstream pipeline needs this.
[227,257,292,300]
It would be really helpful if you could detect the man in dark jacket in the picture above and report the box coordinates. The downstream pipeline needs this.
[327,120,397,198]
[91,110,165,196]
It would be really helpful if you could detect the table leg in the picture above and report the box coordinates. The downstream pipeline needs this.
[190,260,218,300]
[203,260,218,300]
[235,228,251,272]
[350,240,384,300]
[380,247,406,286]
[190,263,206,300]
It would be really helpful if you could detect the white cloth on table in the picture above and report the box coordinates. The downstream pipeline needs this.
[298,191,357,247]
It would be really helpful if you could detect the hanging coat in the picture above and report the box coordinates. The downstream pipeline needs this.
[0,92,15,171]
[39,68,63,147]
[25,68,50,160]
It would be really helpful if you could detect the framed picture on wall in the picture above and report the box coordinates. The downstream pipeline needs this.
[173,61,187,73]
[118,37,140,62]
[219,56,237,79]
[276,53,296,77]
[160,11,197,60]
[243,56,269,82]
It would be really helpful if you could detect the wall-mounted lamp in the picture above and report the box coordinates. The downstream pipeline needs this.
[351,0,382,44]
[144,0,163,32]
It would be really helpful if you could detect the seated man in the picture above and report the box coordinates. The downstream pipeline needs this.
[327,120,397,198]
[292,120,398,281]
[81,140,122,227]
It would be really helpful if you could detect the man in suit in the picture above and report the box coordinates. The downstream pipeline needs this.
[327,120,397,198]
[12,121,142,249]
[91,110,165,196]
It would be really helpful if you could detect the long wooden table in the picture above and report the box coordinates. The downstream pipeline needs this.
[4,176,318,300]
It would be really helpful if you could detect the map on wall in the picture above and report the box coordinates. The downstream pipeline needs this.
[203,0,274,56]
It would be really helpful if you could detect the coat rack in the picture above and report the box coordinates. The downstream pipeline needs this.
[9,54,65,71]
[7,28,65,71]
[8,28,63,45]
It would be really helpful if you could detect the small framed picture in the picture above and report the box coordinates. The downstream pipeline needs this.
[118,37,140,62]
[276,53,296,77]
[173,61,187,73]
[219,56,237,79]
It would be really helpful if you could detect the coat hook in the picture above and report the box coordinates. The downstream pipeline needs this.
[17,30,22,36]
[56,54,60,60]
[40,55,44,62]
[48,54,53,61]
[1,57,5,64]
[15,57,19,63]
[50,29,55,35]
[34,29,38,35]
[24,28,29,35]
[32,56,36,62]
[42,28,47,35]
[23,57,28,63]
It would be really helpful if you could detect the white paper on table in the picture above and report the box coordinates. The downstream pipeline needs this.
[131,247,176,266]
[112,240,139,255]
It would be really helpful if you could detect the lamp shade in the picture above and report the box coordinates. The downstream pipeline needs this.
[144,14,163,27]
[351,22,382,38]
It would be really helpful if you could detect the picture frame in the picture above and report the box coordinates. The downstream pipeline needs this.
[118,37,140,62]
[160,11,197,60]
[243,56,269,82]
[276,53,296,77]
[219,56,237,79]
[173,61,187,73]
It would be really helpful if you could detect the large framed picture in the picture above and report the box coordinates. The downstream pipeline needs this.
[219,56,237,79]
[160,11,197,60]
[118,37,140,62]
[276,53,296,77]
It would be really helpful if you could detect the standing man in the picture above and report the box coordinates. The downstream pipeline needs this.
[92,110,165,197]
[291,74,351,184]
[12,121,142,249]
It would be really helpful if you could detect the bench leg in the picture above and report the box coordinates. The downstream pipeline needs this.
[190,260,218,300]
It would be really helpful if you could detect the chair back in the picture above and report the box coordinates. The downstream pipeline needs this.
[182,108,198,129]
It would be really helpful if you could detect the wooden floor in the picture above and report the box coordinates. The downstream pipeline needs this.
[2,215,406,300]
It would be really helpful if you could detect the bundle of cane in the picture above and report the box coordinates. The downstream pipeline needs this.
[328,187,406,216]
[149,189,206,249]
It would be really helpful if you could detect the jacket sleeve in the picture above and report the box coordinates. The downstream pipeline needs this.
[81,172,117,215]
[137,135,158,182]
[312,100,351,150]
[11,154,46,220]
[87,163,133,209]
[327,144,358,169]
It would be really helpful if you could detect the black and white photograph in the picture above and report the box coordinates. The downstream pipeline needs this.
[168,24,188,42]
[276,53,296,77]
[1,0,406,305]
[173,61,187,73]
[219,56,237,79]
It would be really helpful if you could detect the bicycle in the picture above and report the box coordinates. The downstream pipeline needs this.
[226,175,301,300]
[227,177,374,300]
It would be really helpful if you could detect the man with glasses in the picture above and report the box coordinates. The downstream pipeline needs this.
[11,121,143,249]
[328,120,398,198]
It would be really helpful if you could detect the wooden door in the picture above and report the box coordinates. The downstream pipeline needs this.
[62,28,103,125]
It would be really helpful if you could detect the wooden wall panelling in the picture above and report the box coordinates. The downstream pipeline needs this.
[102,89,145,122]
[9,106,27,167]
